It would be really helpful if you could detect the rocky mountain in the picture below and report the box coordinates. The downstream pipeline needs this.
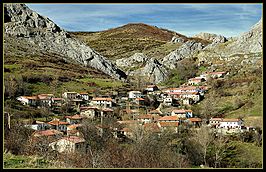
[193,32,227,44]
[4,4,127,81]
[128,57,169,84]
[162,40,205,69]
[115,53,148,68]
[115,53,169,84]
[196,18,262,70]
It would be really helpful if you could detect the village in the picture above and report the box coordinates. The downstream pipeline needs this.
[10,71,256,154]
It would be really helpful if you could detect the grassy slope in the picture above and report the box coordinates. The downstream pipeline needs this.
[69,23,189,60]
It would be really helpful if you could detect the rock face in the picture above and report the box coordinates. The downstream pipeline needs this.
[170,36,185,43]
[196,18,262,68]
[162,40,204,69]
[193,32,227,44]
[130,58,169,84]
[115,53,148,68]
[4,4,127,81]
[226,18,262,54]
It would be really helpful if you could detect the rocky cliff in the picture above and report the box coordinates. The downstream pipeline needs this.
[162,40,205,69]
[4,4,127,81]
[129,58,169,84]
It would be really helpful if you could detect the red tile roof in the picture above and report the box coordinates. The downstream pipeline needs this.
[210,118,223,121]
[172,109,187,114]
[136,97,145,101]
[33,129,63,137]
[188,118,202,122]
[159,122,179,127]
[121,127,132,132]
[48,119,69,125]
[65,114,83,120]
[158,116,179,121]
[79,92,88,95]
[53,98,64,101]
[92,97,112,101]
[67,124,83,130]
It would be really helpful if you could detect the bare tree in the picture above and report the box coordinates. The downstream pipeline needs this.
[190,126,215,166]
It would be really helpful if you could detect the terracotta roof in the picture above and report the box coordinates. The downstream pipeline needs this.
[92,97,112,101]
[180,86,197,90]
[52,98,64,101]
[158,116,179,121]
[48,119,69,125]
[138,114,153,119]
[189,78,203,81]
[121,127,131,132]
[60,136,85,143]
[172,109,187,114]
[65,114,83,120]
[188,118,202,122]
[22,96,38,100]
[79,92,88,94]
[136,97,145,101]
[67,124,83,130]
[33,129,63,137]
[159,122,179,127]
[210,118,223,121]
[221,118,241,122]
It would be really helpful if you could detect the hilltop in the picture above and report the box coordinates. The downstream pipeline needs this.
[70,23,209,60]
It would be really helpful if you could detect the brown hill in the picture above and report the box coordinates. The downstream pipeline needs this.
[70,23,189,60]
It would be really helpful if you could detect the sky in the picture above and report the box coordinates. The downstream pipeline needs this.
[26,3,262,37]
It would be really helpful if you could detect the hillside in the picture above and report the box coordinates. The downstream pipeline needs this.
[70,23,193,60]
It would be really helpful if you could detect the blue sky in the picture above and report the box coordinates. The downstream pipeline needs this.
[26,3,262,37]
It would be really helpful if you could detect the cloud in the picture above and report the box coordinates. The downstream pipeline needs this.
[26,3,262,37]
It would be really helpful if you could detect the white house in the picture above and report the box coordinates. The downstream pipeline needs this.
[137,114,153,124]
[171,109,193,118]
[188,77,205,85]
[157,122,179,133]
[62,92,78,100]
[80,106,100,119]
[200,72,226,81]
[163,97,172,106]
[49,136,86,153]
[209,118,223,127]
[37,94,54,107]
[79,92,89,101]
[180,91,200,103]
[65,114,83,124]
[145,85,159,92]
[219,118,243,129]
[17,96,38,106]
[91,97,113,107]
[47,119,70,132]
[128,91,142,99]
